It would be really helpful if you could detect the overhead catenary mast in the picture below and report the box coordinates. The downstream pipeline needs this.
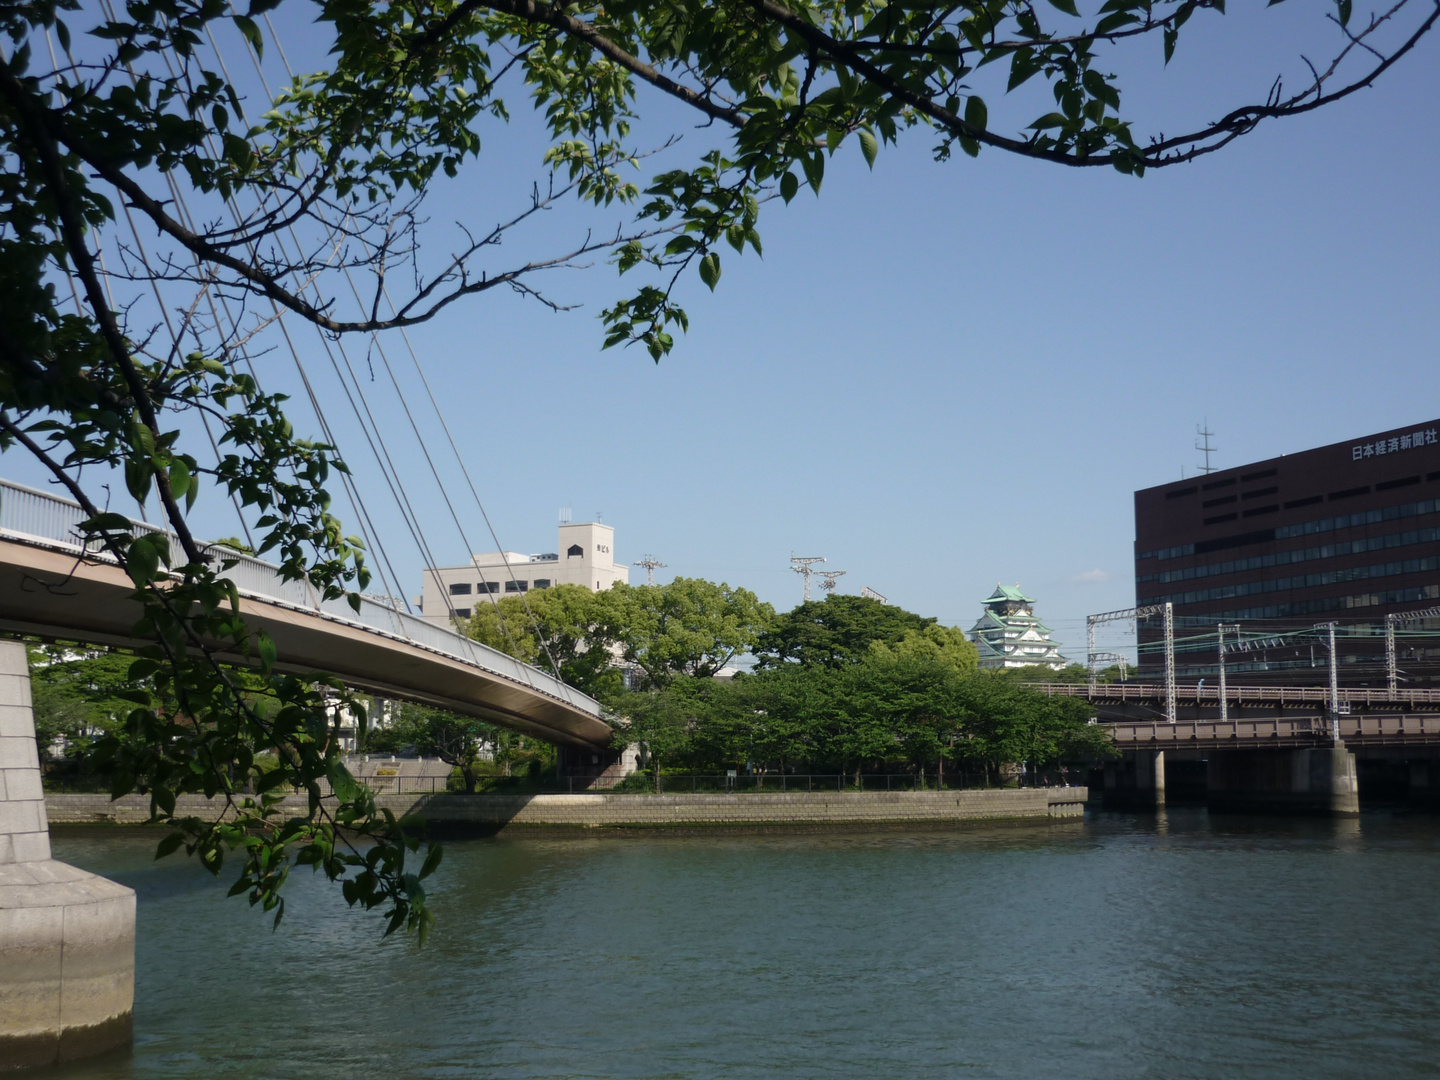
[634,555,667,586]
[790,554,826,603]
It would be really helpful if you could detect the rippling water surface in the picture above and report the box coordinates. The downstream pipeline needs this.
[44,810,1440,1079]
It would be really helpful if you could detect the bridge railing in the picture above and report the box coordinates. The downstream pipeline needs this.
[1024,681,1440,706]
[0,477,600,716]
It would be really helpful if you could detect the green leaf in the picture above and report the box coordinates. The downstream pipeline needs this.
[1046,0,1080,14]
[858,129,878,168]
[169,459,191,507]
[964,95,988,133]
[257,631,277,673]
[801,151,824,194]
[233,15,263,59]
[698,252,721,291]
[419,843,444,880]
[126,538,160,585]
[780,171,799,203]
[154,832,185,860]
[80,513,134,535]
[152,785,176,818]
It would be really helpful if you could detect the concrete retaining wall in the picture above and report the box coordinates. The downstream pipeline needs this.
[47,787,1087,831]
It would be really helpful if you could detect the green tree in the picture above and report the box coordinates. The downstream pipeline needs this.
[754,594,933,670]
[466,584,622,697]
[27,644,138,761]
[868,624,978,675]
[367,702,519,792]
[611,578,775,687]
[954,673,1110,784]
[1,0,1422,928]
[610,678,715,789]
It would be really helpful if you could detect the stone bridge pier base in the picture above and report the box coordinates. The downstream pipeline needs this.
[1207,744,1360,816]
[1101,750,1166,809]
[0,640,135,1070]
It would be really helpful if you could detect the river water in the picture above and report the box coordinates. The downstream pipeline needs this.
[41,810,1440,1079]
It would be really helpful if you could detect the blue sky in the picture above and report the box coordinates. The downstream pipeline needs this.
[4,3,1437,663]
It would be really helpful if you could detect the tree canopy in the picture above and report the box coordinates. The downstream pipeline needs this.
[615,652,1111,786]
[753,593,935,669]
[0,0,1430,932]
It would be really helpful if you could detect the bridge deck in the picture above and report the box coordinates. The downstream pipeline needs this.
[0,480,610,748]
[1107,713,1440,750]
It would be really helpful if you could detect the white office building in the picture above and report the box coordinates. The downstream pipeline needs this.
[420,520,629,624]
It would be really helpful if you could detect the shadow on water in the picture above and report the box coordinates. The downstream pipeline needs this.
[38,810,1440,1080]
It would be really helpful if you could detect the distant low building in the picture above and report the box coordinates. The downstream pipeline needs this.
[968,584,1066,670]
[420,520,629,625]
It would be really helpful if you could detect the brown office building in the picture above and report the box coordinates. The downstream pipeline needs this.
[1134,419,1440,687]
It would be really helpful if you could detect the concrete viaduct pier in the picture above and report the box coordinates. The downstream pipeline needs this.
[0,640,134,1069]
[1101,745,1360,816]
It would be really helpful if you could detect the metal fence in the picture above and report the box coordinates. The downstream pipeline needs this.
[0,476,599,716]
[44,771,1084,796]
[566,772,1073,794]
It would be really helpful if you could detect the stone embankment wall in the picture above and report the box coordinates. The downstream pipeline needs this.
[47,787,1087,830]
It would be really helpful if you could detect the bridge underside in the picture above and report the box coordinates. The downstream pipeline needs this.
[0,539,612,750]
[1098,735,1440,817]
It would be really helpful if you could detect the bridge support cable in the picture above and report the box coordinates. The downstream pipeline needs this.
[144,12,469,626]
[40,26,265,558]
[76,1,416,619]
[222,17,563,676]
[1088,603,1175,723]
[213,22,553,678]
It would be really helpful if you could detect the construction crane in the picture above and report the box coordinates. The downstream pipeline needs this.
[633,555,667,586]
[790,554,826,603]
[818,570,847,594]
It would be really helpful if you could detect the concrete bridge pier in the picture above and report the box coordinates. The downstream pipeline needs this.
[1207,744,1359,816]
[0,640,135,1070]
[1101,750,1166,809]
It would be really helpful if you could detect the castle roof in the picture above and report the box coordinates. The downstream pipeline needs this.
[983,583,1034,605]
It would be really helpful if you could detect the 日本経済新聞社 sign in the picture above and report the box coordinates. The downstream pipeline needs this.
[1353,427,1437,460]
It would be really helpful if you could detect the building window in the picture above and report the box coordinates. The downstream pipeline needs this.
[453,607,471,619]
[449,582,472,595]
[505,580,528,592]
[478,581,499,594]
[567,543,584,558]
[533,579,551,589]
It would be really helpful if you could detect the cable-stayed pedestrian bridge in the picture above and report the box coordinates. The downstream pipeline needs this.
[0,478,610,749]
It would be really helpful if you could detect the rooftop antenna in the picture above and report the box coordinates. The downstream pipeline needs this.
[790,553,826,603]
[596,509,603,523]
[1195,422,1218,474]
[634,555,667,586]
[559,507,571,525]
[818,569,847,594]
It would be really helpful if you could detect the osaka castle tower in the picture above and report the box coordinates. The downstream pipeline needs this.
[968,584,1066,670]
